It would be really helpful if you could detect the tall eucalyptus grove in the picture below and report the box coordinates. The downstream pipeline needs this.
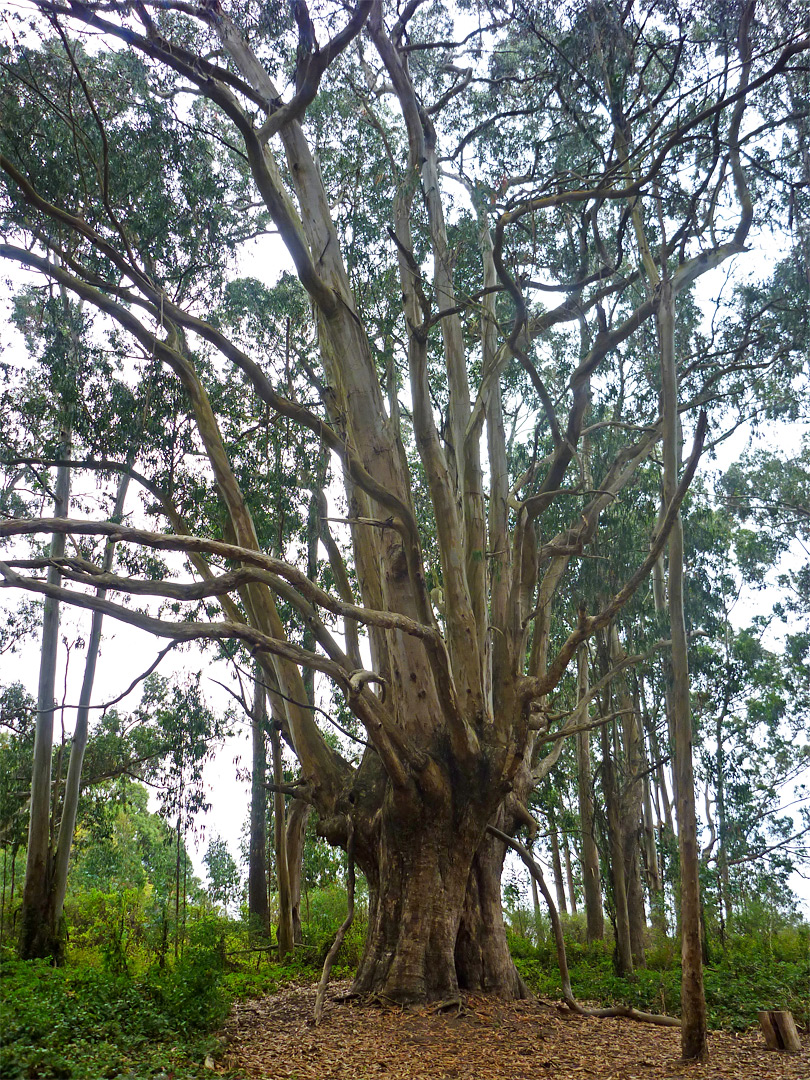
[1,0,808,1051]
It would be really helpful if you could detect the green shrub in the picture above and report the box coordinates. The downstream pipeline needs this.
[0,946,227,1079]
[300,884,368,970]
[512,919,809,1031]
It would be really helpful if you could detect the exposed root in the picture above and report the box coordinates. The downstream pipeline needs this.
[429,997,466,1015]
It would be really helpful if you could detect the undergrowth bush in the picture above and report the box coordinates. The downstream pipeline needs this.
[511,914,809,1031]
[4,884,807,1080]
[0,955,227,1079]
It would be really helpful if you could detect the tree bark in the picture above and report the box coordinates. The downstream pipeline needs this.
[351,770,502,1004]
[610,626,646,966]
[562,828,578,916]
[455,805,529,998]
[248,667,269,934]
[576,645,604,941]
[268,696,294,959]
[19,438,71,961]
[548,803,568,917]
[286,798,310,945]
[601,717,634,976]
[715,714,733,937]
[51,467,131,936]
[658,280,708,1061]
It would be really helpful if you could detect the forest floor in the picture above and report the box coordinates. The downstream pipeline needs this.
[221,980,810,1080]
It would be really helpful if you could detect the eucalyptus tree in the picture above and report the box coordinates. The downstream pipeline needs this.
[1,0,807,1027]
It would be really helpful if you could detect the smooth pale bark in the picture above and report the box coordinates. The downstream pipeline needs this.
[658,281,708,1061]
[715,715,733,936]
[548,804,568,917]
[51,468,131,937]
[635,674,663,912]
[248,669,269,934]
[576,645,604,941]
[19,441,71,961]
[642,750,666,931]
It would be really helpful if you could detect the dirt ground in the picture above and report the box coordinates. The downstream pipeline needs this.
[221,981,810,1080]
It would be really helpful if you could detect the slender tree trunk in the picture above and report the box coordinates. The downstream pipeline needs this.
[642,753,666,931]
[636,678,663,912]
[530,858,543,944]
[269,701,293,959]
[576,645,604,941]
[175,796,182,960]
[626,852,647,967]
[10,844,18,910]
[611,627,646,967]
[248,668,269,935]
[286,799,310,945]
[1,845,7,942]
[562,828,578,916]
[715,716,732,937]
[601,719,633,976]
[548,804,568,917]
[658,280,708,1061]
[51,469,131,935]
[19,437,71,961]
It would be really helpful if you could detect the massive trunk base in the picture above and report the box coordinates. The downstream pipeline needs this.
[350,788,526,1003]
[352,820,474,1003]
[456,828,528,998]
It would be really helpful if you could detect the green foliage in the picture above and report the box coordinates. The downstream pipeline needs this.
[298,882,367,970]
[0,952,227,1079]
[203,835,242,914]
[509,910,810,1031]
[0,882,367,1078]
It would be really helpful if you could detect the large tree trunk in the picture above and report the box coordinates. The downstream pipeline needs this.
[19,440,71,962]
[352,768,509,1002]
[455,808,529,998]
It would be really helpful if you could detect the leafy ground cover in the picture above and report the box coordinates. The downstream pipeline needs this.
[2,910,807,1078]
[0,955,227,1079]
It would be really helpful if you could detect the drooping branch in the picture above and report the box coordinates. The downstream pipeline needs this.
[488,826,680,1027]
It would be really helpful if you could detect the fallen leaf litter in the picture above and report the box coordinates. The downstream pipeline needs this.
[221,980,809,1080]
